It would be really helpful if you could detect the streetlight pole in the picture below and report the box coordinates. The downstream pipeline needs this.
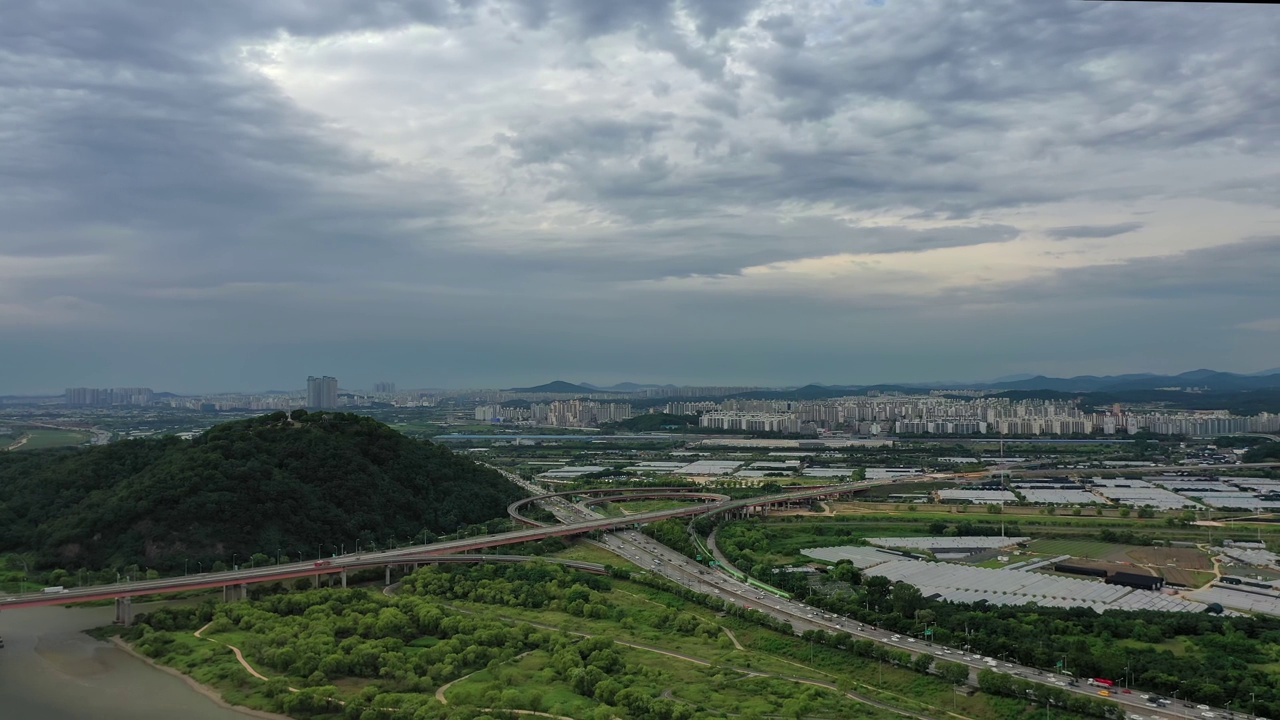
[184,559,189,576]
[276,547,281,565]
[197,561,203,574]
[232,553,238,571]
[19,559,28,594]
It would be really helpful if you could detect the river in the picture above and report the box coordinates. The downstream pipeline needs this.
[0,603,257,720]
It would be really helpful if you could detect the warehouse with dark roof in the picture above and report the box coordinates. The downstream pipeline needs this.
[1105,571,1164,591]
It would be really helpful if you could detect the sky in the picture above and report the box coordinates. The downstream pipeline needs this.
[3,1,1280,394]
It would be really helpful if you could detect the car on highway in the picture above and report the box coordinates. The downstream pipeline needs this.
[1099,691,1112,697]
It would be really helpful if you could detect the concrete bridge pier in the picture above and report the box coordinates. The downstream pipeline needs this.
[114,596,134,626]
[340,569,347,588]
[221,583,249,603]
[385,565,391,586]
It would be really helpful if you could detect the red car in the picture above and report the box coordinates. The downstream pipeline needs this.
[314,560,332,568]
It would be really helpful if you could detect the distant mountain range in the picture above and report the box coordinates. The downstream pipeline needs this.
[505,370,1280,398]
[578,382,677,392]
[502,381,602,394]
[967,369,1280,393]
[504,381,677,393]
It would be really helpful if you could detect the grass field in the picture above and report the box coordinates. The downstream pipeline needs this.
[10,428,92,450]
[611,499,702,514]
[547,541,642,570]
[1026,538,1134,560]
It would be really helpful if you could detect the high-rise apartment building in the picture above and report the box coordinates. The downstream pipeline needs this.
[373,381,396,394]
[65,387,101,406]
[65,387,153,406]
[306,376,338,409]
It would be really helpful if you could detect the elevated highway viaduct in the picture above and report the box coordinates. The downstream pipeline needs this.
[0,481,869,620]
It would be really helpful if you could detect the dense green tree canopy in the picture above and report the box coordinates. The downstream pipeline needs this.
[0,411,524,570]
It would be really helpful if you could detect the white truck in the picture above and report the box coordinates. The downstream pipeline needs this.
[42,586,67,594]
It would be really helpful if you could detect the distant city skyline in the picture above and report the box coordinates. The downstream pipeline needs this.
[3,3,1279,397]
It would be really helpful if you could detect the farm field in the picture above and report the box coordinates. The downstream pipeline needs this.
[1128,546,1213,571]
[1158,567,1215,588]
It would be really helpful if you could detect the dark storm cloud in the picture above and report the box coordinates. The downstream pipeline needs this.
[1046,222,1144,239]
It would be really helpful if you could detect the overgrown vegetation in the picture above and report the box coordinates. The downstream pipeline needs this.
[122,560,1115,720]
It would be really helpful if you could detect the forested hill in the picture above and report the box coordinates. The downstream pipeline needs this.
[0,411,525,571]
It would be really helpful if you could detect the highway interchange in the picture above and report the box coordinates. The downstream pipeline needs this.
[499,468,1245,720]
[4,462,1274,720]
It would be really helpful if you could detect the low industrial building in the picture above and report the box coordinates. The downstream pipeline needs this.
[1106,571,1165,591]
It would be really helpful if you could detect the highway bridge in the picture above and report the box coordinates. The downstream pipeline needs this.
[0,481,862,620]
[8,462,1274,620]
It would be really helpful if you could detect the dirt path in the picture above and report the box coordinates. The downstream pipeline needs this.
[615,588,667,608]
[435,670,475,704]
[195,622,282,685]
[3,434,29,451]
[722,626,745,651]
[480,710,576,719]
[437,650,534,705]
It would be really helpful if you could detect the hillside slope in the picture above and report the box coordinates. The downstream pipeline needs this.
[0,411,525,570]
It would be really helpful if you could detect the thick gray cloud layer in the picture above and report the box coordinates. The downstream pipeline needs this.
[1046,223,1144,240]
[2,0,1279,392]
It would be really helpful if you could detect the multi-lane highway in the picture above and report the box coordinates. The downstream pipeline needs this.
[500,469,1242,720]
[0,480,854,610]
